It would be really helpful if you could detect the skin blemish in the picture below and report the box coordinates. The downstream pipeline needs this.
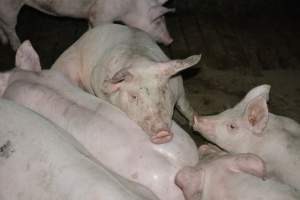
[0,140,15,159]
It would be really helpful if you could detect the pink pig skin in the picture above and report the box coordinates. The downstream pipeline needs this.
[52,24,201,144]
[0,41,199,200]
[0,99,160,200]
[0,0,173,50]
[194,85,300,191]
[175,144,300,200]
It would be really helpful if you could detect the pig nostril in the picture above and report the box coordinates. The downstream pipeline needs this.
[150,131,173,144]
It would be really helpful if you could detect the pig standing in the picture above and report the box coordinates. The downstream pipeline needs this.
[0,40,199,200]
[0,0,174,50]
[52,24,201,144]
[0,99,159,200]
[194,85,300,190]
[175,143,300,200]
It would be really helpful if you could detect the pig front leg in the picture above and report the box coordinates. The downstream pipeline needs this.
[0,0,23,50]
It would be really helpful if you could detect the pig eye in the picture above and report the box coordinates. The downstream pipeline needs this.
[227,122,238,130]
[129,93,138,102]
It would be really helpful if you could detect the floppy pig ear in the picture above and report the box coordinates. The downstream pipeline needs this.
[175,166,204,200]
[150,6,175,22]
[102,69,133,94]
[243,95,269,136]
[157,0,168,5]
[229,153,266,179]
[160,54,201,78]
[15,40,41,72]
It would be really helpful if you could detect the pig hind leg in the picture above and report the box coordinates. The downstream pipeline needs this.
[0,0,23,50]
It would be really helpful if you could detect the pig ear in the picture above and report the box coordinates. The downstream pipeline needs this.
[175,166,204,199]
[150,6,175,22]
[228,153,267,179]
[160,54,201,78]
[0,72,10,96]
[242,95,269,136]
[239,85,270,108]
[198,143,224,158]
[15,40,41,72]
[102,69,133,94]
[157,0,168,5]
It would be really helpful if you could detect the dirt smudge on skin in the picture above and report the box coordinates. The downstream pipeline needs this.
[0,140,15,159]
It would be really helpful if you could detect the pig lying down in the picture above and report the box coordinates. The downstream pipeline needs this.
[175,144,300,200]
[52,23,201,144]
[0,99,159,200]
[194,85,300,190]
[0,41,199,200]
[0,0,173,50]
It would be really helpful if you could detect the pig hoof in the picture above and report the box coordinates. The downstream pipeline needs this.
[150,131,173,144]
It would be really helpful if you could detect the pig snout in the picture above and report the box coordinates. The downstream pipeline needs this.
[150,129,173,144]
[194,116,214,134]
[161,36,173,45]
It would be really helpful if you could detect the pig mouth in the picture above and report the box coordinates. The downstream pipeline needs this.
[150,130,173,144]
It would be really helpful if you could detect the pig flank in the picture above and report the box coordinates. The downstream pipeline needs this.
[194,85,300,191]
[0,0,173,50]
[52,24,201,144]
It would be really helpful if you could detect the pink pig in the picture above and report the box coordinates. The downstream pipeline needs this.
[0,0,174,50]
[194,85,300,191]
[52,24,201,144]
[175,143,300,200]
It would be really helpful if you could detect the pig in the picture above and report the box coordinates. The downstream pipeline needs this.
[193,85,300,190]
[0,40,199,200]
[0,0,174,50]
[0,99,159,200]
[52,23,201,144]
[175,143,300,200]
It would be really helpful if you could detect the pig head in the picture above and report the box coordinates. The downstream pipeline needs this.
[100,55,201,144]
[193,85,300,190]
[193,84,271,152]
[52,24,201,144]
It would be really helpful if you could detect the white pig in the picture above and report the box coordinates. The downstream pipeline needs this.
[52,24,201,144]
[194,85,300,190]
[175,143,300,200]
[0,40,199,200]
[0,99,159,200]
[0,0,174,50]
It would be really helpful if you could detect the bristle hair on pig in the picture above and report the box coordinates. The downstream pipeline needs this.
[0,0,174,50]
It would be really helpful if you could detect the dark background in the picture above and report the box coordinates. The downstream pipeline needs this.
[0,0,299,145]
